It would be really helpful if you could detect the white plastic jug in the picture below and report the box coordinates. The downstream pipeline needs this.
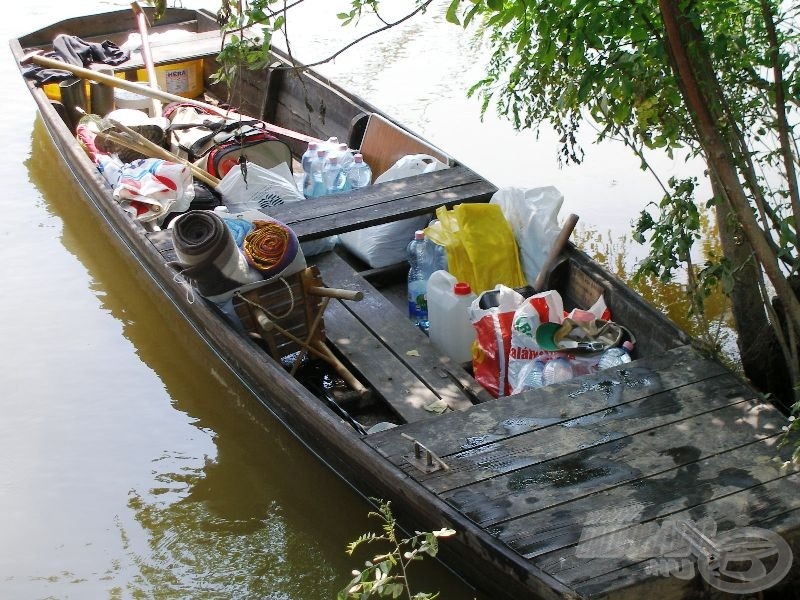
[427,270,477,364]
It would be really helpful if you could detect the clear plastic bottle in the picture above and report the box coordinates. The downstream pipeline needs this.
[524,359,546,389]
[597,341,634,370]
[337,142,355,172]
[322,155,347,194]
[303,149,328,198]
[301,141,318,174]
[542,356,574,386]
[407,230,430,331]
[346,153,373,190]
[428,238,447,274]
[424,219,448,274]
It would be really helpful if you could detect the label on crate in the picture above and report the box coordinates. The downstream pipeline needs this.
[164,67,191,95]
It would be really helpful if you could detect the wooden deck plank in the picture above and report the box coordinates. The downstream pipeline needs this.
[539,471,800,591]
[257,165,496,241]
[425,373,753,495]
[366,345,728,462]
[491,434,794,559]
[314,251,478,413]
[439,375,764,510]
[117,30,224,71]
[323,297,443,424]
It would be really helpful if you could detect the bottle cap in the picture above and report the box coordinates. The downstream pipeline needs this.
[353,154,363,163]
[308,142,318,150]
[622,340,635,352]
[454,282,471,295]
[414,230,425,240]
[317,149,327,157]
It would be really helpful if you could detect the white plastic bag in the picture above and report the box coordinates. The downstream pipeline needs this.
[490,186,564,285]
[218,162,303,209]
[338,154,449,268]
[219,162,336,256]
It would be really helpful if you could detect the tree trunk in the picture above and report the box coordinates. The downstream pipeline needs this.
[714,180,791,407]
[658,0,800,403]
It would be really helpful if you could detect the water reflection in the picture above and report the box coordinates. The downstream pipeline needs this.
[23,118,478,598]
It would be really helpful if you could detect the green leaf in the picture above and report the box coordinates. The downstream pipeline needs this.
[486,0,503,10]
[445,0,461,25]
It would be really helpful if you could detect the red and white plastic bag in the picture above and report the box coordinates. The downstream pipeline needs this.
[469,285,525,398]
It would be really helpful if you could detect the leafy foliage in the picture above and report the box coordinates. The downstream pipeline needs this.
[338,499,454,600]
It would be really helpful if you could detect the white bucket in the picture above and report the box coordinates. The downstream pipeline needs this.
[427,270,477,365]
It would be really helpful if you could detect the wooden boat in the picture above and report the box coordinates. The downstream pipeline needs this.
[11,8,799,599]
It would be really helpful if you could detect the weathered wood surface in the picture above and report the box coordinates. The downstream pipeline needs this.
[359,113,450,179]
[314,251,479,415]
[442,388,780,525]
[17,8,204,47]
[366,345,727,461]
[554,473,800,592]
[246,165,496,242]
[435,374,757,498]
[364,342,800,597]
[496,434,794,559]
[323,299,443,424]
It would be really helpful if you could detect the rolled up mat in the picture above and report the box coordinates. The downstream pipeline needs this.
[243,219,301,278]
[172,210,263,302]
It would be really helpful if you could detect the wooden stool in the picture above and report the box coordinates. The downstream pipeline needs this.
[232,266,368,397]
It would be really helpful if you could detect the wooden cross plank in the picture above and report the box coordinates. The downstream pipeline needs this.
[322,297,443,424]
[366,345,728,463]
[490,433,794,560]
[441,389,788,535]
[259,165,496,241]
[539,472,800,591]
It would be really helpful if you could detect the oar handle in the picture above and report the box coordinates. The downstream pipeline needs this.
[26,53,324,144]
[533,213,579,292]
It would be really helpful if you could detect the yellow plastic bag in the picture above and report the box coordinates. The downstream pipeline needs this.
[426,203,526,293]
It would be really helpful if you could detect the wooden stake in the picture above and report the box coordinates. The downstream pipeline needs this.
[131,1,162,117]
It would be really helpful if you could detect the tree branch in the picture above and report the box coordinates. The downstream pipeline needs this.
[292,0,434,69]
[761,0,800,244]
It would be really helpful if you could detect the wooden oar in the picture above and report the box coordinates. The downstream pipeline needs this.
[25,52,324,144]
[532,213,579,292]
[131,1,162,117]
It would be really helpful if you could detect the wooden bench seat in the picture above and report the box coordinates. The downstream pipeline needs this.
[245,165,497,242]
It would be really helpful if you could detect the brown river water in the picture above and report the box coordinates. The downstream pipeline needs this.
[1,1,716,598]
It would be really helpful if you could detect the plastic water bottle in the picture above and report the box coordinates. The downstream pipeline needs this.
[301,141,318,173]
[428,239,447,274]
[542,357,574,386]
[407,230,430,330]
[322,155,347,194]
[597,341,634,370]
[427,270,476,364]
[303,149,328,198]
[524,359,546,389]
[336,143,355,171]
[424,220,447,274]
[346,153,372,190]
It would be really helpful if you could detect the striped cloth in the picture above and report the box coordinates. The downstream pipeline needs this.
[172,210,264,303]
